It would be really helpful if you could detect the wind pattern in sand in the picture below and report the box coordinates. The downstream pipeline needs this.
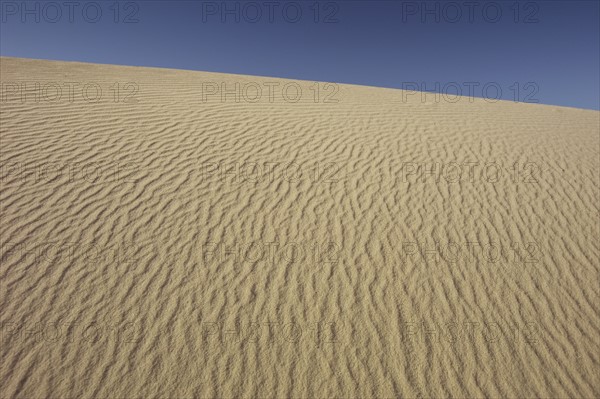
[1,57,599,398]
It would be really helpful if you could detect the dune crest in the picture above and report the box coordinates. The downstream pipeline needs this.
[1,57,598,398]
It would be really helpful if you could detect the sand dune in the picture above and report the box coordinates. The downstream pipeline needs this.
[0,56,598,398]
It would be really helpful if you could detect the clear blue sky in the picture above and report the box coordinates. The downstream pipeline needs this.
[1,0,599,109]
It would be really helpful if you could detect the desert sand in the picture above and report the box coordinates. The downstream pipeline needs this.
[0,57,598,398]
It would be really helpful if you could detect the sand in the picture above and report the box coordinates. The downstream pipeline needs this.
[0,56,598,398]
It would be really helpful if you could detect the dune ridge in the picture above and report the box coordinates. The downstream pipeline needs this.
[0,57,599,398]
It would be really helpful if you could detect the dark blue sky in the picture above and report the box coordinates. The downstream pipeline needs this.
[1,0,599,109]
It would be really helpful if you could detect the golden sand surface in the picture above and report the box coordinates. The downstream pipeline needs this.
[1,57,598,398]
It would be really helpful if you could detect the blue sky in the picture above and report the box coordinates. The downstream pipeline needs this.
[1,0,599,109]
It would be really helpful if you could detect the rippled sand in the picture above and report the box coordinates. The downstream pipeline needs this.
[1,57,598,398]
